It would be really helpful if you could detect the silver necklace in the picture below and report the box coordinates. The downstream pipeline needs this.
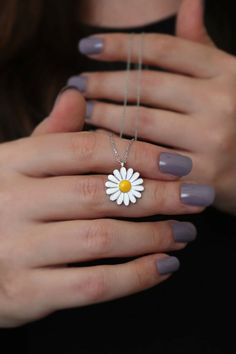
[105,32,145,206]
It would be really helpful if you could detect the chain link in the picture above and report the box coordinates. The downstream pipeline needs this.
[110,32,144,166]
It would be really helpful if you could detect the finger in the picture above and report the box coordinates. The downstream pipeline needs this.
[32,88,86,136]
[85,101,197,150]
[21,175,213,221]
[9,132,193,180]
[20,219,196,267]
[32,254,179,311]
[69,70,201,113]
[176,0,215,46]
[78,33,235,78]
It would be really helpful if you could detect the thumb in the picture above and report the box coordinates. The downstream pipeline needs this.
[176,0,215,46]
[32,88,86,136]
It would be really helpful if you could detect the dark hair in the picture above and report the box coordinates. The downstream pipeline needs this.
[0,0,235,141]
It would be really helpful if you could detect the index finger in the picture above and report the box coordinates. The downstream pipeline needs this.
[79,33,235,78]
[5,131,192,180]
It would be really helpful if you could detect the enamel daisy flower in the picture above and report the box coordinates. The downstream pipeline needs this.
[105,166,144,206]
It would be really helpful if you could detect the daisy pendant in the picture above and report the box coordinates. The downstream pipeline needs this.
[105,166,144,206]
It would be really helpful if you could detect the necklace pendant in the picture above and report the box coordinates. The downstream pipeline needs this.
[105,165,144,207]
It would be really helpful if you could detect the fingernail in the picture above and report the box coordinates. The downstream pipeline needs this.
[79,37,104,55]
[171,221,197,243]
[181,183,215,207]
[156,256,180,275]
[159,152,192,177]
[86,101,95,119]
[67,75,87,93]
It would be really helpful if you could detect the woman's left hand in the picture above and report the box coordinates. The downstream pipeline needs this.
[69,0,236,215]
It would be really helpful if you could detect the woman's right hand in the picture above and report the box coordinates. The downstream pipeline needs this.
[0,90,214,328]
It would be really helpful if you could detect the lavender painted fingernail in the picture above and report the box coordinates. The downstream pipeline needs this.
[159,152,192,177]
[171,221,197,243]
[181,183,215,207]
[156,256,180,275]
[86,101,95,119]
[79,37,104,55]
[67,76,87,93]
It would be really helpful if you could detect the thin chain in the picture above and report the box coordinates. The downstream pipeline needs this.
[134,31,144,141]
[110,32,144,166]
[119,33,133,139]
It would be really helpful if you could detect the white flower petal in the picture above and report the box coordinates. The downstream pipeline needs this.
[108,174,120,184]
[105,181,118,188]
[113,169,122,181]
[120,167,127,180]
[130,172,140,182]
[128,191,136,204]
[132,185,144,192]
[132,178,143,186]
[117,193,124,205]
[132,190,142,198]
[106,187,119,195]
[126,168,134,181]
[110,190,121,201]
[124,193,130,206]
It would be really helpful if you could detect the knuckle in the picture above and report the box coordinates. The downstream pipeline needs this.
[212,77,236,116]
[209,129,231,154]
[153,182,168,212]
[149,224,162,250]
[85,220,113,257]
[133,261,153,289]
[151,222,173,251]
[69,132,97,163]
[0,269,23,303]
[82,271,107,303]
[76,176,103,201]
[0,270,42,326]
[139,106,152,128]
[218,93,236,116]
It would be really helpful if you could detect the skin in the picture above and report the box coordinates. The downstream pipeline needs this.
[0,0,215,328]
[0,88,205,328]
[78,0,181,28]
[80,0,236,215]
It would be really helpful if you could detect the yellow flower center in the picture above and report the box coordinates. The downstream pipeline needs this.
[119,180,131,193]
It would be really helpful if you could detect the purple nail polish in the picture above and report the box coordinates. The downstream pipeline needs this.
[181,184,215,207]
[86,101,95,119]
[159,152,192,177]
[79,37,104,55]
[156,256,180,275]
[67,76,87,93]
[171,221,197,243]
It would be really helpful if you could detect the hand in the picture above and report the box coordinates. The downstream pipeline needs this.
[74,0,236,214]
[0,88,212,327]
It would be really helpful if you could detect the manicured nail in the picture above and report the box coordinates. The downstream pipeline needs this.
[86,101,95,119]
[79,37,104,55]
[156,256,180,275]
[67,75,87,93]
[159,152,192,177]
[171,221,197,243]
[181,183,215,207]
